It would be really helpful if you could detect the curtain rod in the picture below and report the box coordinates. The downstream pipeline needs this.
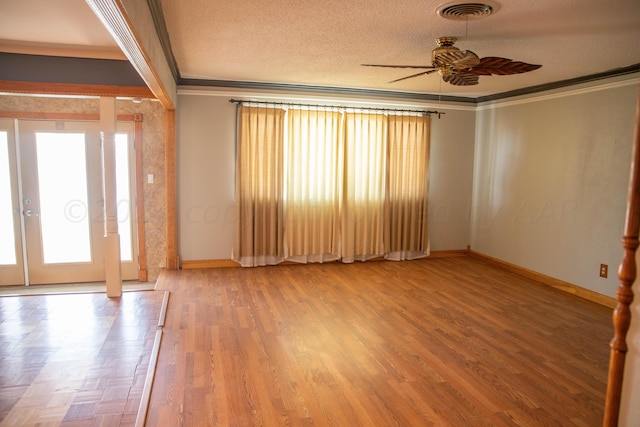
[228,99,445,118]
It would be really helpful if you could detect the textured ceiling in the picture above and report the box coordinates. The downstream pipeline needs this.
[161,0,640,97]
[0,0,639,98]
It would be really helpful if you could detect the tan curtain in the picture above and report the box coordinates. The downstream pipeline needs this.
[384,115,431,260]
[284,109,344,263]
[234,105,432,267]
[232,106,286,267]
[342,112,387,262]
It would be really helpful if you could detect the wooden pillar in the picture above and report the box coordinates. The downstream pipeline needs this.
[165,108,179,270]
[101,97,122,297]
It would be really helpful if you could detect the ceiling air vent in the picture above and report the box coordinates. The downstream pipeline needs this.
[436,2,499,20]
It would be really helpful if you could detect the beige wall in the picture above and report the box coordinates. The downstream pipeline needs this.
[176,91,477,261]
[471,79,639,298]
[0,95,167,281]
[177,94,236,260]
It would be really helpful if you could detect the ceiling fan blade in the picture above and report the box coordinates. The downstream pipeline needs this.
[467,57,542,76]
[453,50,480,69]
[432,50,480,70]
[362,64,436,69]
[442,72,479,86]
[388,69,439,83]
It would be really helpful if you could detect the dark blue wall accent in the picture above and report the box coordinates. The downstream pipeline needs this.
[0,53,146,87]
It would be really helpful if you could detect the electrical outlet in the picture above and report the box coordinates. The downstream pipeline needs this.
[600,264,608,278]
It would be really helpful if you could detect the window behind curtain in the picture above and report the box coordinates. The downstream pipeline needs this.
[285,109,343,263]
[232,105,431,267]
[342,112,388,262]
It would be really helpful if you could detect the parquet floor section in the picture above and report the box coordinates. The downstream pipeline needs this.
[148,256,613,426]
[0,290,166,426]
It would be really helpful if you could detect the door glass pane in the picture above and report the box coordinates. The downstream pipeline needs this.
[36,132,91,264]
[115,134,132,262]
[0,131,17,265]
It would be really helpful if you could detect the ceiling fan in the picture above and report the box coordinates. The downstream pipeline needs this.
[363,36,541,86]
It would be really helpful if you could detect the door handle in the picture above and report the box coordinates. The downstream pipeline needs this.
[24,209,39,217]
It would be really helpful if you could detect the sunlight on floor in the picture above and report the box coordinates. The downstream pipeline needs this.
[0,281,155,297]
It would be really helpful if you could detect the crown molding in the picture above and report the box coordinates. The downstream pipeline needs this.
[176,64,640,106]
[177,85,477,111]
[177,78,477,104]
[146,0,180,82]
[475,64,640,104]
[476,74,640,110]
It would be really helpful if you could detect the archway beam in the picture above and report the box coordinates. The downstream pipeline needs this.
[86,0,178,270]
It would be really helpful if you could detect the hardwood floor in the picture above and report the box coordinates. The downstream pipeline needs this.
[148,257,612,426]
[0,290,166,426]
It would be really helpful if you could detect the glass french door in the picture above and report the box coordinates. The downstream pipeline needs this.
[0,118,138,286]
[0,119,23,285]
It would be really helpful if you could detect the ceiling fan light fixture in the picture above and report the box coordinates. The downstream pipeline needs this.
[435,1,499,20]
[437,65,454,77]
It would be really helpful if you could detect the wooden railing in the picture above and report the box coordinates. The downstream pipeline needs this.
[603,85,640,426]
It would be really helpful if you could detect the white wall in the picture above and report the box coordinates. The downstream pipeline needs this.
[470,79,639,297]
[176,90,476,261]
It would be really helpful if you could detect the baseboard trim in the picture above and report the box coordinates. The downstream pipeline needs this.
[469,250,616,309]
[181,250,469,270]
[428,249,470,258]
[181,259,240,269]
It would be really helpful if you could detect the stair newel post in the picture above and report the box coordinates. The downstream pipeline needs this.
[603,85,640,426]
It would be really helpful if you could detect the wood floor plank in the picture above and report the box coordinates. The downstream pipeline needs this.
[0,291,165,426]
[147,257,612,426]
